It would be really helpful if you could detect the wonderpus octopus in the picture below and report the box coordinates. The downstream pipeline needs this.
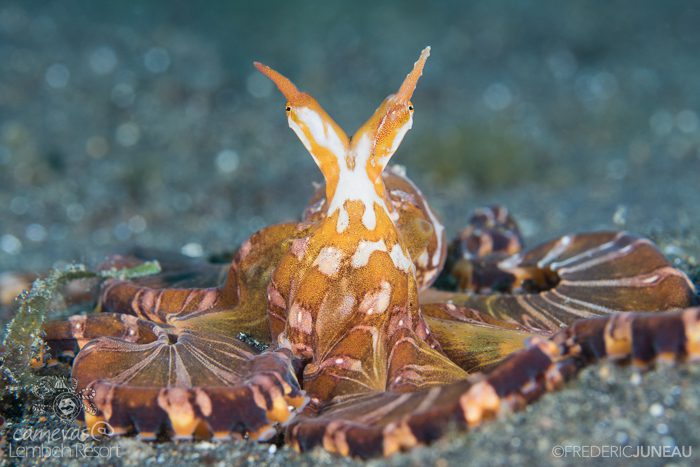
[32,47,700,458]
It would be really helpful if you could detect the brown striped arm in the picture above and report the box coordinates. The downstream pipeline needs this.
[97,251,230,323]
[287,385,476,458]
[430,231,697,331]
[443,205,523,292]
[99,279,226,324]
[41,313,159,363]
[44,312,306,440]
[38,223,314,440]
[171,222,312,343]
[98,222,311,343]
[451,206,523,262]
[286,308,700,458]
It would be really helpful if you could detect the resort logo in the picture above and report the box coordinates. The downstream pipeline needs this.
[52,391,82,421]
[6,377,121,459]
[28,376,97,421]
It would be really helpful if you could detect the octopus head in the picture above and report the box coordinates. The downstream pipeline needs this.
[255,48,431,222]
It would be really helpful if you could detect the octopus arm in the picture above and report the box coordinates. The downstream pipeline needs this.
[43,312,305,440]
[287,307,700,458]
[98,222,311,343]
[437,229,697,332]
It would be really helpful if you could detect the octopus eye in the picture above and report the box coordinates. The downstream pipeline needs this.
[408,105,414,111]
[285,105,292,112]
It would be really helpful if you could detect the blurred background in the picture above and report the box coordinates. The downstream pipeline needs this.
[1,0,699,272]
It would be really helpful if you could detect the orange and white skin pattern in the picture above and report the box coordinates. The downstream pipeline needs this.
[256,48,466,402]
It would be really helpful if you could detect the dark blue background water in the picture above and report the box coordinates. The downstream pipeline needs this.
[1,0,699,271]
